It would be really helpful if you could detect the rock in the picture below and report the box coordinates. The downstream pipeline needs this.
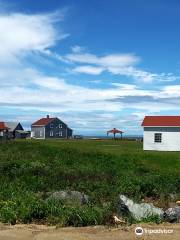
[164,206,180,223]
[117,195,164,221]
[46,190,89,205]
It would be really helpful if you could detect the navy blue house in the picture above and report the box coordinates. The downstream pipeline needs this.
[31,115,73,139]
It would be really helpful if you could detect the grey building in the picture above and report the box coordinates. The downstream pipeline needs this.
[5,122,29,139]
[31,115,73,139]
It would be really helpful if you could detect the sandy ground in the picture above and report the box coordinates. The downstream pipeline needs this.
[0,223,179,240]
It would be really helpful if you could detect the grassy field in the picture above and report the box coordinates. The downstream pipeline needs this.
[0,139,180,225]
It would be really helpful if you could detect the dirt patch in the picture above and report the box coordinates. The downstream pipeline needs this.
[0,223,179,240]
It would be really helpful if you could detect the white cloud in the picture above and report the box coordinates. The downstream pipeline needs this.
[99,54,140,67]
[72,65,104,75]
[1,64,180,133]
[108,66,177,83]
[66,52,99,65]
[0,9,179,134]
[162,85,180,96]
[1,66,180,114]
[71,45,86,53]
[65,48,177,82]
[66,52,139,67]
[111,83,138,89]
[0,11,68,64]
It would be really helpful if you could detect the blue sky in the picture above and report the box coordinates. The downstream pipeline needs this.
[1,0,180,135]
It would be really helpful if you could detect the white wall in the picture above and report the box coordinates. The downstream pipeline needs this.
[143,127,180,151]
[31,126,45,139]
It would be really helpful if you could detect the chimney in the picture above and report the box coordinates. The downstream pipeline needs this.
[47,115,49,119]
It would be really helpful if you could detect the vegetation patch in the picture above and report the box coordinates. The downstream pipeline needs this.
[0,139,179,225]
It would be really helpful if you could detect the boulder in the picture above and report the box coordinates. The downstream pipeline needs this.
[164,206,180,223]
[117,195,164,221]
[46,190,89,205]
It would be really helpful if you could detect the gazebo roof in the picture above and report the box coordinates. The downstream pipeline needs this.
[107,128,124,134]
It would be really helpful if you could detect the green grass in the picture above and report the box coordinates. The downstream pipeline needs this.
[0,139,179,225]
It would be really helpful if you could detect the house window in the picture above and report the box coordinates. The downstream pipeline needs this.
[50,123,54,128]
[0,131,3,136]
[59,131,62,137]
[154,133,162,143]
[59,124,63,128]
[40,130,43,137]
[50,131,54,137]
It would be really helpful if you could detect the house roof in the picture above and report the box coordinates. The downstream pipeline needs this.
[107,128,124,133]
[32,117,56,126]
[5,122,20,132]
[142,116,180,126]
[0,122,8,130]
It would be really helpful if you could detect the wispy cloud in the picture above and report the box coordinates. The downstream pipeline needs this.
[64,47,177,83]
[1,68,180,113]
[66,51,139,67]
[0,8,180,134]
[71,45,86,53]
[0,11,68,64]
[72,65,104,75]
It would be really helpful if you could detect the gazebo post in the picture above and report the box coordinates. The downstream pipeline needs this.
[107,128,124,140]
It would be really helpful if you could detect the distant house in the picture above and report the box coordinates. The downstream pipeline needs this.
[31,115,73,139]
[4,122,26,139]
[0,122,9,140]
[142,116,180,151]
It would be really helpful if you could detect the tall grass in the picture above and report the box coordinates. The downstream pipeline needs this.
[0,139,179,225]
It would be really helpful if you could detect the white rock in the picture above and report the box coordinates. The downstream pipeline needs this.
[118,195,164,220]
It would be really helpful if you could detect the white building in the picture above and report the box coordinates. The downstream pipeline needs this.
[142,116,180,151]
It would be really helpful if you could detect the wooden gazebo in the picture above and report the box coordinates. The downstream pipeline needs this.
[107,128,124,139]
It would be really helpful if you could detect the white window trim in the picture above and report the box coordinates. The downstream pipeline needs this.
[50,131,54,137]
[59,124,63,128]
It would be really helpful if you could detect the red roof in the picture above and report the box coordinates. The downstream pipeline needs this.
[107,128,124,133]
[142,116,180,126]
[0,122,8,130]
[32,117,56,126]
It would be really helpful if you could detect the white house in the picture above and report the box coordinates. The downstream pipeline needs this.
[142,116,180,151]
